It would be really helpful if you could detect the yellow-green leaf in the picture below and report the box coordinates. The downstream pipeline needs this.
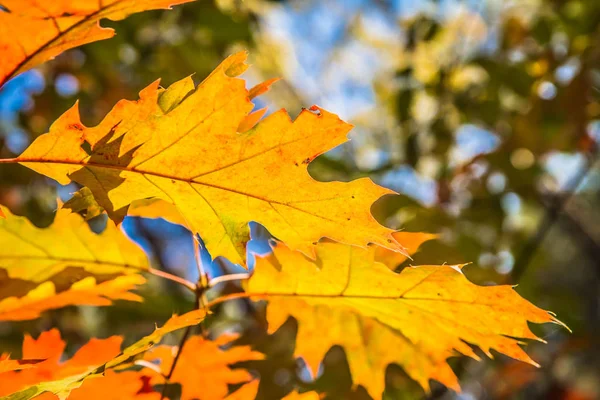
[0,205,149,320]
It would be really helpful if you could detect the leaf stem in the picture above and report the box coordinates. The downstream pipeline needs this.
[205,292,257,308]
[0,158,19,163]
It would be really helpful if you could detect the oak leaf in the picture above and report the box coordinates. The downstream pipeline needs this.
[63,187,105,220]
[0,0,193,87]
[13,52,404,266]
[247,240,565,398]
[0,205,149,320]
[374,231,438,269]
[4,309,207,400]
[141,334,263,400]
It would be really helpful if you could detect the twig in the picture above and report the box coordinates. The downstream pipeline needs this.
[160,234,210,400]
[148,267,196,293]
[208,273,251,287]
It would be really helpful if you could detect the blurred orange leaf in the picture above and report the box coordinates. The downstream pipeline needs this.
[0,355,44,374]
[0,329,122,397]
[0,0,194,87]
[141,334,263,400]
[4,309,207,399]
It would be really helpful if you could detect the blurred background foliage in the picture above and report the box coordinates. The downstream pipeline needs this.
[1,0,599,399]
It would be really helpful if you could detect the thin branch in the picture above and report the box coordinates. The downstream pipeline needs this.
[160,236,211,399]
[148,267,196,292]
[208,273,251,287]
[205,292,257,308]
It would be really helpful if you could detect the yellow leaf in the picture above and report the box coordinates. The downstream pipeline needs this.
[373,231,438,269]
[14,52,404,266]
[0,0,194,87]
[141,334,263,400]
[0,205,149,320]
[0,275,145,321]
[247,241,565,398]
[63,187,105,220]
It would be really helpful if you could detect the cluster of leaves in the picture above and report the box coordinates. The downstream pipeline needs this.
[0,1,567,399]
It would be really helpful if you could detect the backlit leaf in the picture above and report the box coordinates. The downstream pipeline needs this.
[63,187,105,220]
[13,52,405,266]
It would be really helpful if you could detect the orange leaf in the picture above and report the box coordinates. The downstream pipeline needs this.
[142,334,263,400]
[0,329,122,397]
[14,52,404,266]
[248,78,280,100]
[247,241,566,398]
[0,355,44,374]
[3,309,207,399]
[238,107,267,133]
[59,370,160,400]
[0,0,194,87]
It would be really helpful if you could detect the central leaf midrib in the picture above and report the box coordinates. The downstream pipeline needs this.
[0,254,148,271]
[16,158,346,224]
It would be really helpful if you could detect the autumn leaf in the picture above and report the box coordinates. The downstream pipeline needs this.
[141,334,263,400]
[4,309,207,400]
[51,370,160,400]
[224,380,320,400]
[374,231,438,269]
[0,274,146,321]
[247,240,566,398]
[0,0,194,87]
[0,329,123,397]
[222,380,260,400]
[0,355,44,374]
[63,187,105,220]
[0,205,149,320]
[9,52,404,266]
[283,392,321,400]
